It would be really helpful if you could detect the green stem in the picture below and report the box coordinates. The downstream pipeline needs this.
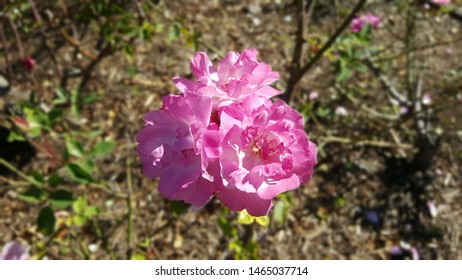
[0,157,40,186]
[89,182,126,199]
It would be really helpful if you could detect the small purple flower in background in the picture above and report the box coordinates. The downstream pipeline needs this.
[0,241,29,260]
[365,210,380,224]
[399,106,409,115]
[351,13,381,33]
[389,245,403,256]
[20,57,36,71]
[395,240,421,260]
[431,0,450,5]
[308,91,319,100]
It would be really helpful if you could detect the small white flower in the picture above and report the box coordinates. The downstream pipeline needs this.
[88,243,98,253]
[427,201,438,218]
[422,94,432,105]
[335,106,348,116]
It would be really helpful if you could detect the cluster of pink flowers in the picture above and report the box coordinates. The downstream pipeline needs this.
[351,13,381,33]
[136,49,317,216]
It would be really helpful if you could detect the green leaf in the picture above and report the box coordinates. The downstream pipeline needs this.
[73,215,86,226]
[82,93,101,105]
[122,44,134,62]
[154,23,164,33]
[48,174,61,188]
[50,190,74,209]
[168,24,180,42]
[89,141,116,157]
[353,63,368,73]
[335,197,346,209]
[37,207,56,235]
[255,216,270,226]
[29,127,42,138]
[238,209,255,225]
[18,186,48,203]
[139,238,150,248]
[169,201,189,216]
[218,217,237,238]
[24,107,43,128]
[70,88,80,116]
[279,193,294,206]
[66,163,93,183]
[84,206,99,218]
[131,253,146,260]
[47,109,64,124]
[273,200,288,225]
[66,140,85,158]
[7,131,26,142]
[30,171,45,186]
[336,59,353,82]
[53,88,68,105]
[73,197,87,214]
[80,159,95,174]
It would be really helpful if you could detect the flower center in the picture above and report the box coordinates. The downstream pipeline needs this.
[250,133,283,161]
[210,110,220,127]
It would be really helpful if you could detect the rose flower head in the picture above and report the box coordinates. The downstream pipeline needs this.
[137,49,317,217]
[216,95,317,216]
[173,48,280,108]
[136,93,223,207]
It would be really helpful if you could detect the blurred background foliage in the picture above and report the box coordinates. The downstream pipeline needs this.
[0,0,461,259]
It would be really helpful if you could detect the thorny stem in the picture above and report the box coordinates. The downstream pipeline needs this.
[282,0,368,105]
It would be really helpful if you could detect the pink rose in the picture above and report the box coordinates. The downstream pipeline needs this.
[217,96,317,216]
[136,93,222,207]
[137,49,317,216]
[173,49,280,108]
